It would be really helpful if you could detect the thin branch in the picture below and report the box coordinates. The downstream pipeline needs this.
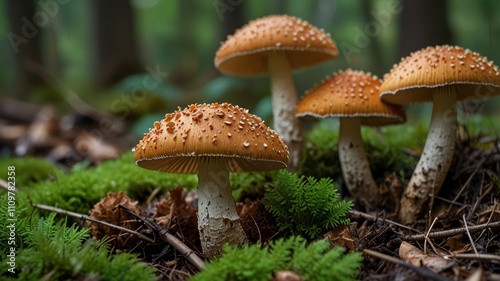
[348,210,420,233]
[462,214,479,256]
[363,249,453,281]
[442,165,480,218]
[468,183,493,221]
[444,253,500,262]
[31,202,155,243]
[424,217,438,254]
[405,221,500,241]
[119,204,205,271]
[0,179,16,193]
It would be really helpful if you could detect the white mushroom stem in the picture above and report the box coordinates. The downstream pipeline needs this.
[398,87,457,224]
[268,52,303,171]
[338,117,381,208]
[197,156,248,258]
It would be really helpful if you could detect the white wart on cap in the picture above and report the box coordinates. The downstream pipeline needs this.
[134,102,288,258]
[380,45,500,224]
[214,15,338,171]
[297,69,406,208]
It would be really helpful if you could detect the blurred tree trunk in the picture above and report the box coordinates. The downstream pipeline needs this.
[6,0,45,99]
[218,1,245,43]
[90,0,143,87]
[398,0,453,58]
[360,0,385,75]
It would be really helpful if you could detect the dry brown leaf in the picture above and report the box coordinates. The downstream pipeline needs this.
[465,267,483,281]
[88,192,144,248]
[154,187,199,247]
[477,204,500,224]
[378,172,403,213]
[74,132,120,163]
[399,241,454,273]
[16,105,58,155]
[236,198,279,243]
[323,225,355,251]
[444,236,468,254]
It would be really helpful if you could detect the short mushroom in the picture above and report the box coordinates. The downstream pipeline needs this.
[133,103,289,258]
[380,45,500,224]
[296,69,406,208]
[215,15,338,170]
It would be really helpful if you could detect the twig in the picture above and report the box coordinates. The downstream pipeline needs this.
[31,203,154,243]
[444,253,500,263]
[462,214,479,257]
[467,183,493,221]
[363,249,453,281]
[348,210,420,233]
[424,217,438,254]
[0,179,16,193]
[119,204,205,271]
[405,221,500,241]
[442,165,480,218]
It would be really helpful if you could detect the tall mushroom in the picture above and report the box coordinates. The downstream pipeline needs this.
[380,45,500,224]
[296,69,406,208]
[133,103,289,258]
[215,15,338,170]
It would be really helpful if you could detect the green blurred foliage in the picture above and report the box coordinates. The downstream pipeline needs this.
[1,0,499,125]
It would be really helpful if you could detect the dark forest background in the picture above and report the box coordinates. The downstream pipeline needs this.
[1,0,499,136]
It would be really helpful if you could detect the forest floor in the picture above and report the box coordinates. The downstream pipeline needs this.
[1,100,499,280]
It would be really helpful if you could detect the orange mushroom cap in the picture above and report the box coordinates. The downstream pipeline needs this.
[380,45,500,104]
[134,103,289,173]
[296,69,406,126]
[215,15,338,76]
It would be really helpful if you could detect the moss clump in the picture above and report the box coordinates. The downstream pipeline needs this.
[263,170,352,239]
[0,194,156,281]
[230,171,277,201]
[0,157,62,189]
[27,153,197,214]
[299,122,424,183]
[299,123,342,181]
[190,236,362,281]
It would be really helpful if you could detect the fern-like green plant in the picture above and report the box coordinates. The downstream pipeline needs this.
[190,236,362,281]
[263,170,352,239]
[0,209,156,281]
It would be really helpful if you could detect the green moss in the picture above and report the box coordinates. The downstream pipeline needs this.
[190,236,362,281]
[299,123,343,181]
[263,170,352,239]
[230,171,277,201]
[27,153,197,214]
[0,158,62,189]
[299,121,424,183]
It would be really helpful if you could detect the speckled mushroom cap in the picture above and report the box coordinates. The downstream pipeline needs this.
[215,15,338,76]
[380,45,500,104]
[134,103,289,173]
[296,69,406,126]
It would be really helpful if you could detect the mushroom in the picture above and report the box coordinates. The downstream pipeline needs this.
[133,103,289,258]
[296,69,406,208]
[215,15,338,170]
[379,45,500,224]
